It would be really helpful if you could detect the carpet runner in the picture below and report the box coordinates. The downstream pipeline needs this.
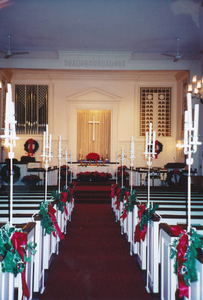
[74,181,112,204]
[39,200,152,300]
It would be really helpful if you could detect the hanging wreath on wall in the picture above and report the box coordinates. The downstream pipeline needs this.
[0,165,21,183]
[155,140,163,158]
[24,139,39,156]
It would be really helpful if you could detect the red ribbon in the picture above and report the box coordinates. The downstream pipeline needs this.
[120,208,128,220]
[114,198,120,210]
[120,191,130,221]
[48,205,64,240]
[68,188,74,205]
[27,138,34,157]
[111,184,119,198]
[134,205,148,243]
[114,187,121,210]
[61,192,68,216]
[11,231,30,299]
[171,225,189,299]
[155,140,159,159]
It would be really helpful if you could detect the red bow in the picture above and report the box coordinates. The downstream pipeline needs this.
[120,191,130,221]
[114,198,120,210]
[61,192,68,216]
[48,205,64,240]
[113,188,121,210]
[11,232,29,298]
[171,225,189,299]
[111,184,118,198]
[155,140,159,159]
[134,205,148,243]
[120,207,128,220]
[28,138,34,157]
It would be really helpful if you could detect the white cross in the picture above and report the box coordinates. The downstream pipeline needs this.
[88,116,99,141]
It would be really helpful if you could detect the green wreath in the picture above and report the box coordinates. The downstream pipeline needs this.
[0,165,21,183]
[24,139,39,155]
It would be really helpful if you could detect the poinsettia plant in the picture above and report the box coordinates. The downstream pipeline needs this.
[86,152,100,161]
[21,174,41,186]
[77,171,112,181]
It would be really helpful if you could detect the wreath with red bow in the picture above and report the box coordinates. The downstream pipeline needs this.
[24,139,39,156]
[155,140,163,158]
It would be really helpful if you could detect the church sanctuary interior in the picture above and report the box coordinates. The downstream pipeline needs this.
[1,1,203,300]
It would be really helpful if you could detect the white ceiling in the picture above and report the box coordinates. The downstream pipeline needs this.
[0,0,203,61]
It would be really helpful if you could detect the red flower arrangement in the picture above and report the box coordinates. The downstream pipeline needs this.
[77,171,112,181]
[60,165,73,185]
[86,152,100,161]
[22,174,41,186]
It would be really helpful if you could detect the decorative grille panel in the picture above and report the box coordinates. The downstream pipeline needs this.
[15,85,48,135]
[139,87,171,137]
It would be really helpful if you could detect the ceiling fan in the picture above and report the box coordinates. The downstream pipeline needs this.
[0,34,29,59]
[161,37,183,62]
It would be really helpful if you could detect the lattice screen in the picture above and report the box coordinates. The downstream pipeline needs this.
[139,87,171,137]
[15,85,48,134]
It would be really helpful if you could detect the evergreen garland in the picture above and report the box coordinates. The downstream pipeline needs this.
[170,227,203,285]
[126,190,137,213]
[52,190,65,213]
[139,203,158,231]
[62,184,75,203]
[118,187,128,202]
[0,223,37,276]
[39,201,55,235]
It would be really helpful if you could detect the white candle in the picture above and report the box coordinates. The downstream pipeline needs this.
[152,130,156,154]
[184,110,188,153]
[145,131,148,153]
[149,123,152,144]
[193,104,199,144]
[43,131,45,156]
[49,134,52,157]
[59,135,61,152]
[46,124,48,146]
[187,93,192,130]
[131,136,134,156]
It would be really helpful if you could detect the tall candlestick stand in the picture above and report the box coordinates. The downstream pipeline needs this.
[182,93,201,232]
[115,151,118,184]
[41,124,52,202]
[129,136,135,192]
[143,122,156,293]
[70,150,73,183]
[58,135,63,193]
[180,93,201,300]
[0,84,19,226]
[121,146,125,188]
[65,147,69,189]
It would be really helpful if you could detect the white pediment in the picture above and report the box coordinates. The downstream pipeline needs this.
[67,87,122,102]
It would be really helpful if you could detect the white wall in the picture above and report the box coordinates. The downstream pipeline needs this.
[0,53,202,173]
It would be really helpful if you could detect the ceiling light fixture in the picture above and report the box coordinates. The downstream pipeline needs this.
[187,75,203,104]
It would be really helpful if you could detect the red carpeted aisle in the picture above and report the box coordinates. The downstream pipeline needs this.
[39,203,152,300]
